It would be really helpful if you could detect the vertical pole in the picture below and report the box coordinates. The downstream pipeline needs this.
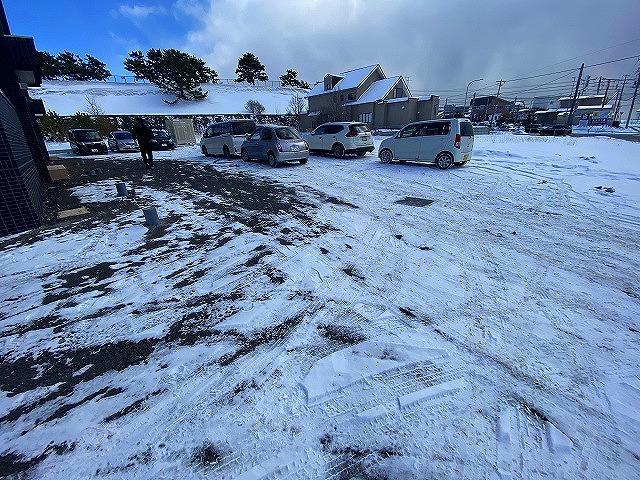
[625,72,639,128]
[614,75,628,122]
[596,76,602,95]
[566,63,584,127]
[602,79,611,108]
[492,80,504,125]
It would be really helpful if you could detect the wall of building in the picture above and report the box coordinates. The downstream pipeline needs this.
[417,97,439,121]
[384,99,418,128]
[0,92,43,236]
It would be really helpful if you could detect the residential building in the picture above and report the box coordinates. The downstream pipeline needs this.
[305,64,438,129]
[469,96,513,122]
[534,95,613,126]
[0,1,49,237]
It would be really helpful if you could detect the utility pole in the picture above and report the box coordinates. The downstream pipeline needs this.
[491,79,505,125]
[596,76,602,95]
[601,78,611,108]
[566,63,584,127]
[625,71,639,128]
[580,75,591,95]
[614,74,628,122]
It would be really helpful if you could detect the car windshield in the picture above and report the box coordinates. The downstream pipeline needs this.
[231,122,256,135]
[275,127,301,140]
[73,130,100,141]
[113,132,133,140]
[350,124,370,133]
[153,130,170,139]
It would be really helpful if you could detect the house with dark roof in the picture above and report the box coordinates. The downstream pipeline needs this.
[305,64,439,129]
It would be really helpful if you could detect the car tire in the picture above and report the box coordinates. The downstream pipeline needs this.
[241,149,250,162]
[436,152,454,170]
[332,143,345,158]
[379,148,393,164]
[268,152,279,167]
[201,145,211,157]
[223,145,231,159]
[299,158,308,165]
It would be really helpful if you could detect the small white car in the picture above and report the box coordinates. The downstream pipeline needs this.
[200,120,256,158]
[378,118,474,169]
[303,122,374,158]
[107,130,138,152]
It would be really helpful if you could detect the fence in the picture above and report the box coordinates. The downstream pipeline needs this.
[104,75,284,88]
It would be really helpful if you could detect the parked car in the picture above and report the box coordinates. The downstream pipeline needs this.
[68,129,108,155]
[303,122,374,158]
[378,118,474,169]
[107,130,138,152]
[524,123,542,134]
[539,125,571,136]
[149,129,176,150]
[200,120,256,157]
[241,125,308,167]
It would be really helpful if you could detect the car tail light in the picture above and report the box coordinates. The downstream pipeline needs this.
[303,141,309,149]
[276,143,283,152]
[454,133,461,148]
[346,130,358,137]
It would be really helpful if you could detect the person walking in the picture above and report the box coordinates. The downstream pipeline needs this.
[133,118,154,169]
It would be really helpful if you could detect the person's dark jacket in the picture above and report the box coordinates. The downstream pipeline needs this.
[133,124,153,147]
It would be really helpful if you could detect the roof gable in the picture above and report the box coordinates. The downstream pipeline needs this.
[343,76,409,106]
[308,64,383,96]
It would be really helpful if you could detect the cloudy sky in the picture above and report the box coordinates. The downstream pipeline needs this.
[5,0,640,102]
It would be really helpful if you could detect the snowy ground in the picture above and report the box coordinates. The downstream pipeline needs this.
[1,134,639,479]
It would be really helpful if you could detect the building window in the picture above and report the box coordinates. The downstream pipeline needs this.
[340,94,344,102]
[394,87,404,98]
[358,112,372,123]
[348,92,356,100]
[333,95,337,103]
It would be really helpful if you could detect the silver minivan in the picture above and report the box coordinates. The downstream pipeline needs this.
[378,118,474,169]
[200,120,256,158]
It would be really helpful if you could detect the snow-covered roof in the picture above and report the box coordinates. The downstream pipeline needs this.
[385,97,410,104]
[307,65,381,96]
[343,76,402,106]
[29,80,306,116]
[558,94,605,101]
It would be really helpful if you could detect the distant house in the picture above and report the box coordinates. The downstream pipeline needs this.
[469,96,513,122]
[305,64,438,129]
[534,95,613,126]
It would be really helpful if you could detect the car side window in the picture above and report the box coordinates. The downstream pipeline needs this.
[328,125,343,134]
[212,125,222,137]
[313,126,326,135]
[204,126,212,138]
[261,129,273,140]
[249,129,262,141]
[399,125,420,138]
[221,124,230,135]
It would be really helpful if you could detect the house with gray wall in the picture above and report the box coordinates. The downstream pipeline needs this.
[305,64,438,130]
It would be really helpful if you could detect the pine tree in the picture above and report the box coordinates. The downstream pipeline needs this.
[124,49,218,102]
[235,53,268,84]
[279,69,310,89]
[37,51,62,79]
[84,55,111,81]
[57,51,87,80]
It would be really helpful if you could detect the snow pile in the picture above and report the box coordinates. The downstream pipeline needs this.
[29,80,307,116]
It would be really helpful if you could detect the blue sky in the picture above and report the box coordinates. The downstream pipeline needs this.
[4,0,194,76]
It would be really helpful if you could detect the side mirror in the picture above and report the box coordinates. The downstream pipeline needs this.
[246,133,251,139]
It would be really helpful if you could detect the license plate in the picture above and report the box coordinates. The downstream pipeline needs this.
[463,154,470,160]
[291,144,300,151]
[92,149,98,152]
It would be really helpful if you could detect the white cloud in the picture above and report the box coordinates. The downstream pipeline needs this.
[118,4,167,20]
[174,0,639,101]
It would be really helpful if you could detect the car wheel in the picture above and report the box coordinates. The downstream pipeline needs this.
[332,143,345,158]
[268,152,279,167]
[299,158,308,165]
[379,148,393,164]
[201,145,210,157]
[223,145,231,159]
[436,152,454,170]
[241,149,250,162]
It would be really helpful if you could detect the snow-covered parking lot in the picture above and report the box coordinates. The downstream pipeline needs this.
[1,134,639,479]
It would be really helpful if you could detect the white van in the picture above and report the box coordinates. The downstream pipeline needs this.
[378,118,474,169]
[200,120,256,158]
